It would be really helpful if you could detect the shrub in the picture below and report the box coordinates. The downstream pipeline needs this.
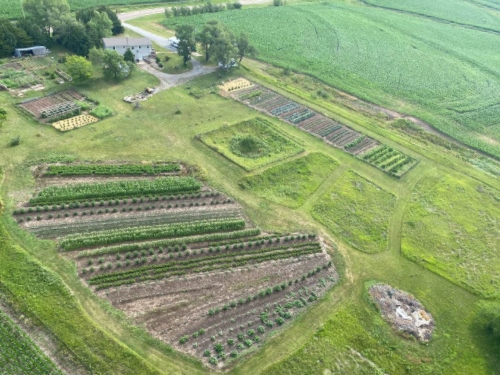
[179,335,189,344]
[244,339,253,347]
[209,357,218,365]
[258,326,265,334]
[214,343,224,353]
[227,339,234,346]
[90,105,113,119]
[10,136,20,147]
[203,350,210,357]
[247,329,255,336]
[230,350,238,358]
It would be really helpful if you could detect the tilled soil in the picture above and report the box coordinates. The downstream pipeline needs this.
[99,252,337,366]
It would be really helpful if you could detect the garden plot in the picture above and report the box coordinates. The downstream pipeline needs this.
[13,163,338,368]
[219,78,253,93]
[18,90,111,131]
[0,57,56,94]
[52,114,99,131]
[227,80,418,177]
[19,90,86,119]
[198,117,304,171]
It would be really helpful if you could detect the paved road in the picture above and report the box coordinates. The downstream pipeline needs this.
[118,11,215,93]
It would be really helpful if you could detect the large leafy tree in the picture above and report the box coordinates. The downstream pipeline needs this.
[175,24,196,66]
[23,0,70,36]
[53,14,92,56]
[213,27,237,71]
[16,18,48,46]
[236,32,256,65]
[0,20,33,57]
[196,20,223,62]
[65,55,93,83]
[88,11,112,40]
[102,50,134,80]
[76,7,124,36]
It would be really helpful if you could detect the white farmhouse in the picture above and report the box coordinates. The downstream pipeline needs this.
[102,37,152,61]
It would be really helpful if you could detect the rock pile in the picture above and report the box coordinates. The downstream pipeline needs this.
[369,284,435,342]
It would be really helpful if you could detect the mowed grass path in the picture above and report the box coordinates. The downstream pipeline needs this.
[402,172,500,299]
[163,2,500,158]
[312,170,396,254]
[239,153,338,208]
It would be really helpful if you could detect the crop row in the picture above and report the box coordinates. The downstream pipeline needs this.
[91,244,322,290]
[270,102,301,116]
[16,191,222,214]
[207,261,332,316]
[77,228,261,258]
[83,235,317,271]
[60,218,246,250]
[27,208,242,238]
[0,310,63,375]
[30,177,201,205]
[88,241,320,284]
[194,233,315,250]
[45,163,180,176]
[19,198,233,225]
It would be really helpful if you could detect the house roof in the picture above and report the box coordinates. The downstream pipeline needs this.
[102,37,151,48]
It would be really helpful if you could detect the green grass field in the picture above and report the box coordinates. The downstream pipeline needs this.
[163,1,500,158]
[239,153,337,208]
[402,173,500,299]
[364,0,500,32]
[0,12,499,373]
[312,170,396,254]
[199,117,304,171]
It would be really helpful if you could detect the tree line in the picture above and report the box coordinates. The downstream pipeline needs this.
[175,20,256,69]
[0,0,123,58]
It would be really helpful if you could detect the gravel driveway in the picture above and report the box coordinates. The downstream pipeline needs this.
[118,11,216,93]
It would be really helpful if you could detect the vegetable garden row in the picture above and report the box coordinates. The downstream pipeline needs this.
[29,177,201,205]
[13,165,338,368]
[230,81,418,177]
[44,163,180,176]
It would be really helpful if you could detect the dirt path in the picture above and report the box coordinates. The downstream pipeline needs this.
[118,11,216,93]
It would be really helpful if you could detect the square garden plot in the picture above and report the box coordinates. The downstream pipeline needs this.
[199,117,304,171]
